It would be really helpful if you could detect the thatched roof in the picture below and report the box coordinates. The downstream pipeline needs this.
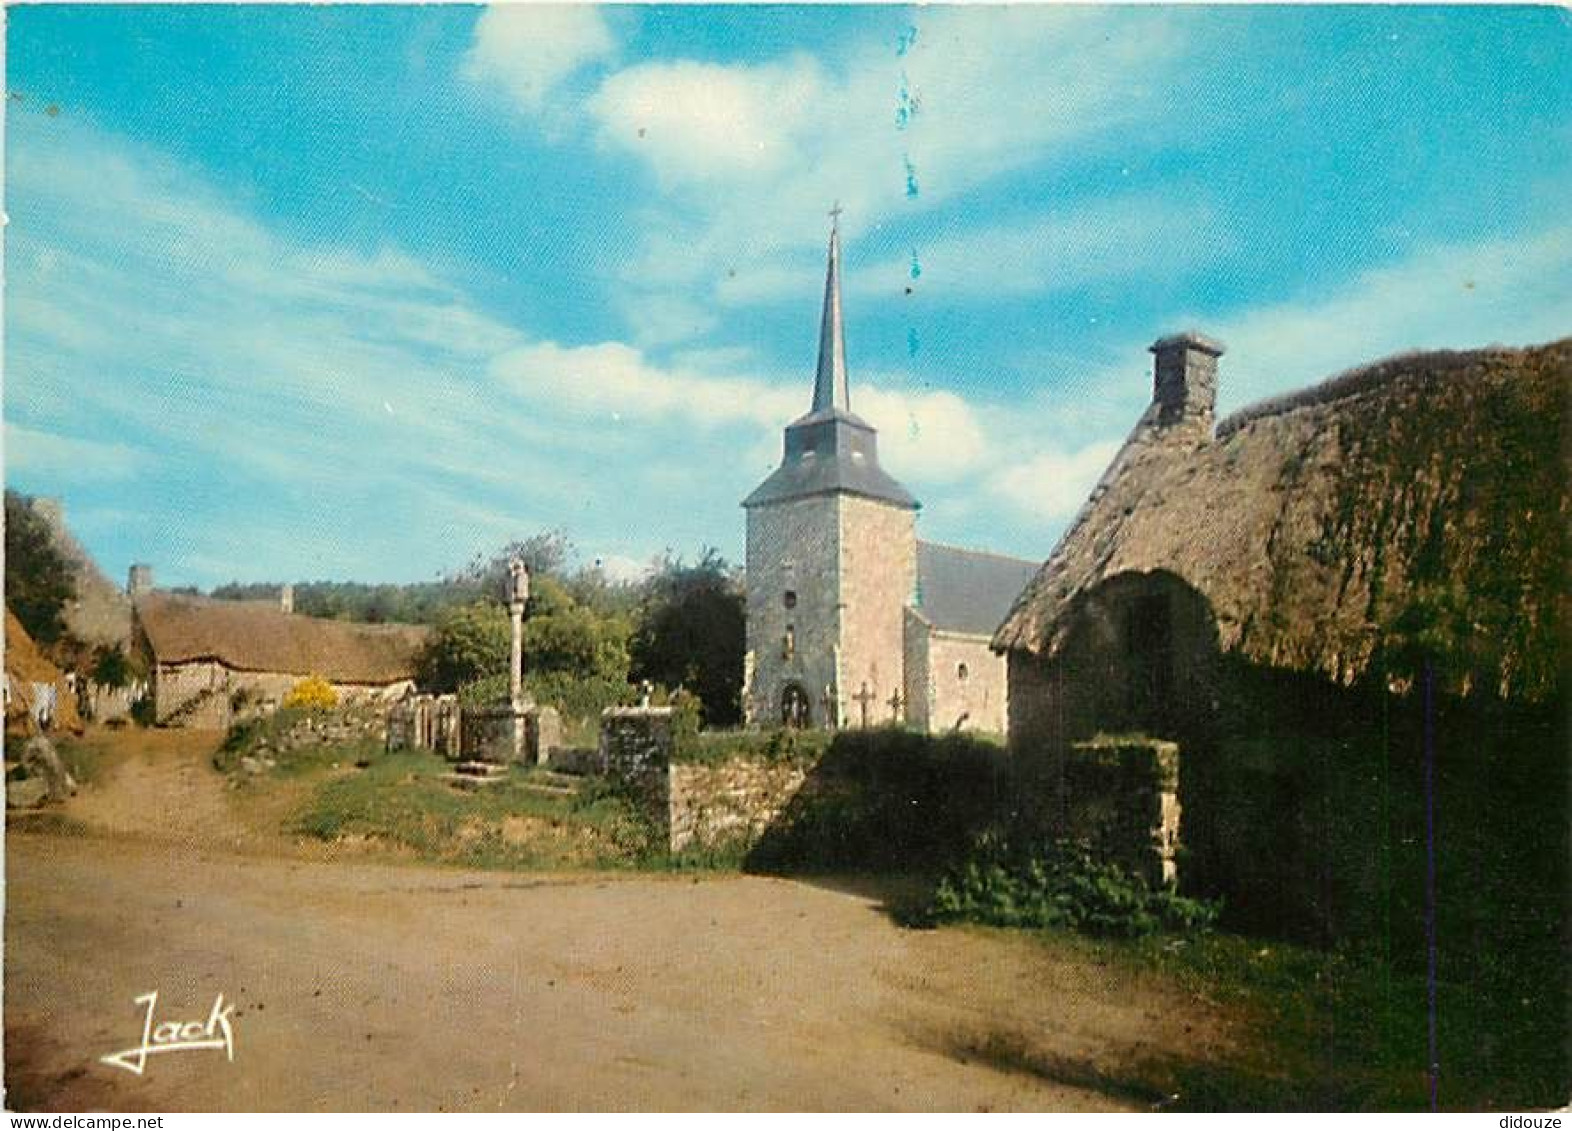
[993,338,1570,701]
[135,594,428,684]
[5,608,84,734]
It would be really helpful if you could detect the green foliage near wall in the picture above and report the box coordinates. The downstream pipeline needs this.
[417,602,512,692]
[672,726,832,767]
[929,836,1219,937]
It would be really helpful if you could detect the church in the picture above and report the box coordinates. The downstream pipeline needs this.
[741,220,1038,734]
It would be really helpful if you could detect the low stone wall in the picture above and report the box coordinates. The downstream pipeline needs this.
[1058,736,1182,887]
[386,694,461,757]
[668,760,809,853]
[597,709,811,854]
[599,706,673,810]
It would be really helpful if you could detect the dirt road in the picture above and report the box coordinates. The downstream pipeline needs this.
[5,731,1234,1111]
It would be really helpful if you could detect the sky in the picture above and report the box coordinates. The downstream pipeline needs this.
[5,3,1570,590]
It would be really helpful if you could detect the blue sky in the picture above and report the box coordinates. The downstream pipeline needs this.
[6,4,1570,589]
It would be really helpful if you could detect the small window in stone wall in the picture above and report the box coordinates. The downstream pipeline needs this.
[957,662,969,681]
[783,590,797,609]
[783,624,796,660]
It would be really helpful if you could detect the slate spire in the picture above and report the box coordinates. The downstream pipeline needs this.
[811,205,851,413]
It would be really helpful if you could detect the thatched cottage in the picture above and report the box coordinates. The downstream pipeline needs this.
[133,591,428,728]
[993,333,1568,936]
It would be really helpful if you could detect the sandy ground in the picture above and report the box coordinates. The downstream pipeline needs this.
[4,730,1234,1112]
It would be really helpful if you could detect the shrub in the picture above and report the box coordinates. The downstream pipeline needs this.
[282,675,338,712]
[929,836,1220,938]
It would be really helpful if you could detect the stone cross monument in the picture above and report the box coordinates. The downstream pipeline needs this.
[506,557,531,760]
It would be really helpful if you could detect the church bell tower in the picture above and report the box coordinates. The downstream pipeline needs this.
[741,212,919,729]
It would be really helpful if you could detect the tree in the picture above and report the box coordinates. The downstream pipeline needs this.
[90,643,142,688]
[4,490,76,646]
[630,549,746,727]
[415,602,512,693]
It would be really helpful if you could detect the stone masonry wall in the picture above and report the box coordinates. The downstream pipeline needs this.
[668,760,809,853]
[600,706,674,811]
[926,631,1009,735]
[745,494,841,727]
[835,494,916,728]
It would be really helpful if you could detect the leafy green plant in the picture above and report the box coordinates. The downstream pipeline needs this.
[930,836,1219,938]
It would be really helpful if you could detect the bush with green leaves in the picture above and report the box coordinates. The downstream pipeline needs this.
[930,836,1220,938]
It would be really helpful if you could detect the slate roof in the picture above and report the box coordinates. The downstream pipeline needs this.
[135,594,428,684]
[743,410,919,510]
[913,541,1040,637]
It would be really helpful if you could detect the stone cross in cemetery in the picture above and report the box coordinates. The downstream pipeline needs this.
[886,687,904,724]
[852,681,877,728]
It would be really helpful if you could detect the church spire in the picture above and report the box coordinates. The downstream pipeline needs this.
[811,204,850,413]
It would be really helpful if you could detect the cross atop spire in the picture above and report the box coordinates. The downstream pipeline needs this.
[812,209,850,413]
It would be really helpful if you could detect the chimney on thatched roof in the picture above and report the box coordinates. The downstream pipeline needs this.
[1150,331,1225,437]
[127,564,153,598]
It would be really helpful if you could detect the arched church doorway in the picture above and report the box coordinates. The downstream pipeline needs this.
[781,683,810,728]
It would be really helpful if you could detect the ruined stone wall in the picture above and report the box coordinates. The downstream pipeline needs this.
[600,706,674,810]
[1059,736,1182,887]
[668,760,809,853]
[835,494,916,728]
[154,660,414,729]
[925,631,1008,735]
[745,495,841,726]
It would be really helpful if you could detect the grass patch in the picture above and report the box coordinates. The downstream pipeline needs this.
[1001,925,1565,1111]
[674,727,832,767]
[51,736,104,786]
[288,751,660,869]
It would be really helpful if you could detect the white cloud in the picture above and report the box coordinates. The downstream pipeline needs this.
[590,56,824,187]
[4,423,151,482]
[462,5,615,113]
[1204,222,1572,414]
[583,6,1197,330]
[855,383,988,483]
[987,439,1123,524]
[6,115,1025,584]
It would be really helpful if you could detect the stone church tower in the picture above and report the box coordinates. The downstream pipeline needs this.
[742,218,919,728]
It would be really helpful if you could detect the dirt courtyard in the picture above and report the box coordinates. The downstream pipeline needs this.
[4,730,1235,1111]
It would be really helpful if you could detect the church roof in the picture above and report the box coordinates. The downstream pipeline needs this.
[912,541,1040,637]
[742,214,919,512]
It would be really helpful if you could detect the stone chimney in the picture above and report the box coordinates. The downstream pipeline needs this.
[127,563,153,598]
[280,584,295,615]
[1150,331,1225,436]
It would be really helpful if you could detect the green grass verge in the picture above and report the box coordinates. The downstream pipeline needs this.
[287,750,662,869]
[1006,926,1565,1111]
